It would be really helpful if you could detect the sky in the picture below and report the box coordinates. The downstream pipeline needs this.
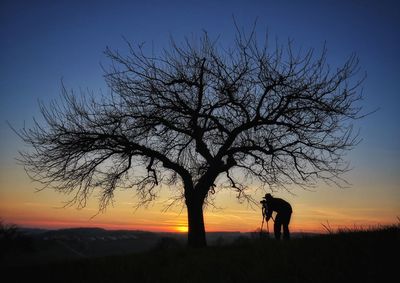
[0,0,399,234]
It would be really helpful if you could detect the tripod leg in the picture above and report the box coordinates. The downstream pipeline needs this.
[260,218,264,238]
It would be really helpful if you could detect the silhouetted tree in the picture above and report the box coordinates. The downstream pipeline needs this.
[16,27,364,247]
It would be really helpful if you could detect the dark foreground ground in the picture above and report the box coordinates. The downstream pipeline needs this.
[1,225,398,283]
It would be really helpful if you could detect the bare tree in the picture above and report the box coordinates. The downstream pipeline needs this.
[16,28,364,247]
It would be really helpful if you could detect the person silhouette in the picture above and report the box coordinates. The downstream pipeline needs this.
[261,193,292,240]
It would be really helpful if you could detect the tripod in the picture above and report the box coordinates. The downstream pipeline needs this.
[260,210,274,239]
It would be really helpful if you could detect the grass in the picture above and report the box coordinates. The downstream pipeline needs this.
[2,225,398,283]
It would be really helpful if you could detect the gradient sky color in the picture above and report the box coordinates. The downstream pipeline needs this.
[1,0,399,233]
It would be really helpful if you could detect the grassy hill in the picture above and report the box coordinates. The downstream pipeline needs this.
[2,225,398,283]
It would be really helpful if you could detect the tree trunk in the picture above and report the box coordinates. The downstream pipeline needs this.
[186,197,207,248]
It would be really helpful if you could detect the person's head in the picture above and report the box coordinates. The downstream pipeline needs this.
[264,193,273,200]
[261,193,273,204]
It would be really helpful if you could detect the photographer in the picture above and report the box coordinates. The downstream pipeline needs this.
[260,193,292,240]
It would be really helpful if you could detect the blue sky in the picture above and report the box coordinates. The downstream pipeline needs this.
[1,0,399,147]
[0,0,399,230]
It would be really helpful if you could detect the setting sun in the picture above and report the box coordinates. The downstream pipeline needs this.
[176,225,188,233]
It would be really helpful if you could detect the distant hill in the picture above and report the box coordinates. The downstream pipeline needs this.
[40,227,156,240]
[1,227,166,266]
[19,227,49,235]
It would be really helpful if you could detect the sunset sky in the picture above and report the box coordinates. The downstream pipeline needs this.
[1,0,399,234]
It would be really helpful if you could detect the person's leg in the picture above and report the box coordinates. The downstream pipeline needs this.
[282,212,292,240]
[274,214,282,240]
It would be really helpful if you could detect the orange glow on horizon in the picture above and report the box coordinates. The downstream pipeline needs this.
[3,213,396,235]
[1,173,398,235]
[175,225,189,233]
